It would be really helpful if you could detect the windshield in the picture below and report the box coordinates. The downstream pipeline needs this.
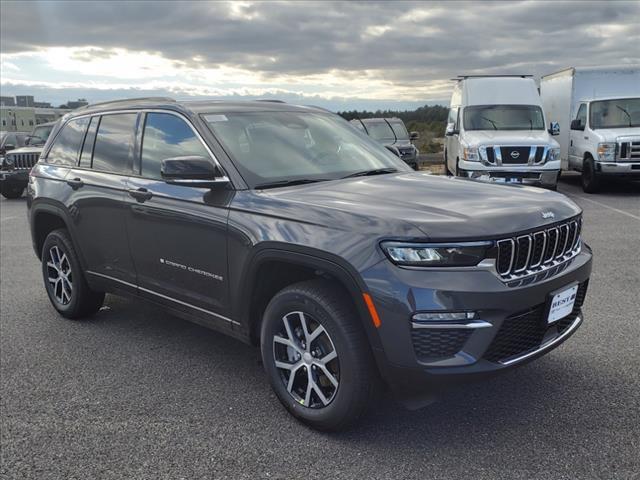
[204,111,407,188]
[590,98,640,129]
[27,125,54,145]
[463,105,545,131]
[362,121,396,142]
[388,120,409,141]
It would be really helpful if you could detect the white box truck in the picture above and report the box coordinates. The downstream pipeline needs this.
[540,66,640,192]
[444,75,561,189]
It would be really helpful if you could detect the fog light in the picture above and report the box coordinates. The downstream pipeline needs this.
[412,311,476,322]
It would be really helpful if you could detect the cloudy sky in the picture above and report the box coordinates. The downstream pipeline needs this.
[1,0,639,111]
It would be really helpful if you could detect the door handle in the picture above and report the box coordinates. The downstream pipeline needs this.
[128,187,153,202]
[66,177,84,190]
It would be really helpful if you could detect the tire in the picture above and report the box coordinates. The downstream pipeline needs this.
[581,156,601,193]
[260,279,376,431]
[445,152,453,176]
[455,158,461,177]
[1,186,24,199]
[41,229,105,319]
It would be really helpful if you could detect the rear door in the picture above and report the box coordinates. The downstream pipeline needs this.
[66,112,139,287]
[124,111,233,327]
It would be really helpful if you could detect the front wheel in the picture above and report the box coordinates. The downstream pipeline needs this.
[41,229,105,319]
[581,157,601,193]
[1,186,24,199]
[260,279,376,431]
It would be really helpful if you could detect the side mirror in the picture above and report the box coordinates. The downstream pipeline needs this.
[570,119,584,131]
[161,156,228,188]
[548,122,560,136]
[445,123,458,136]
[410,131,419,140]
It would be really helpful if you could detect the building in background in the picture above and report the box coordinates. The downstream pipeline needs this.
[34,101,52,108]
[16,95,35,107]
[0,107,36,132]
[0,96,16,107]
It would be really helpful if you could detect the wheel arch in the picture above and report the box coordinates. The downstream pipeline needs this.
[30,201,85,268]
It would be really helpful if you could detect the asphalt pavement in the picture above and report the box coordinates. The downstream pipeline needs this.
[1,173,639,480]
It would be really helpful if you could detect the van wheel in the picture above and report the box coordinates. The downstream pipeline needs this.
[445,152,453,176]
[41,229,105,319]
[581,156,601,193]
[455,158,461,177]
[260,279,376,431]
[1,186,24,199]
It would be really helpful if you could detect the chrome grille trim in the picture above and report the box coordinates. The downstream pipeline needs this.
[496,218,581,281]
[6,152,40,170]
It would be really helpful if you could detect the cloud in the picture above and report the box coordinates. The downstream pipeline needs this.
[1,0,639,108]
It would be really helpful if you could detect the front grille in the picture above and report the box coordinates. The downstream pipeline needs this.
[500,146,531,164]
[617,140,640,161]
[496,217,581,280]
[484,281,588,363]
[411,329,472,361]
[6,152,40,170]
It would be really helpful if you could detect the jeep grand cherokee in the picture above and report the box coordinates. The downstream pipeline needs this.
[27,98,592,431]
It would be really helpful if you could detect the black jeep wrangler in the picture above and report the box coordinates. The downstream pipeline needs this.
[28,98,591,430]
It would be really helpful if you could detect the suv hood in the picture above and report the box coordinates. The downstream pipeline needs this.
[463,130,557,146]
[6,146,44,155]
[262,172,580,240]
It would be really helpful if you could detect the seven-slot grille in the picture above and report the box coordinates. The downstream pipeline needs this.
[496,217,581,280]
[6,152,40,170]
[618,140,640,161]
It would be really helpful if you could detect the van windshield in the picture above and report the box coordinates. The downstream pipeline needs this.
[204,111,407,188]
[590,98,640,129]
[463,105,545,131]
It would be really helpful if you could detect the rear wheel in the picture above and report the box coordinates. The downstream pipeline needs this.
[260,279,376,431]
[1,186,24,199]
[41,229,105,319]
[581,156,601,193]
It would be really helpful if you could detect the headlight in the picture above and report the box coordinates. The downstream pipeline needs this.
[547,147,561,162]
[462,146,479,162]
[597,143,616,161]
[381,241,492,267]
[4,155,14,166]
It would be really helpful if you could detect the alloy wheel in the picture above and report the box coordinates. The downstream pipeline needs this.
[46,245,73,305]
[273,311,340,408]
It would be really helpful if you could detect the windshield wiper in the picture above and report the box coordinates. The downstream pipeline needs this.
[254,178,330,190]
[342,167,398,179]
[480,116,498,130]
[616,105,632,127]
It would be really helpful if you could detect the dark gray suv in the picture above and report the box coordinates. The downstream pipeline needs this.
[28,98,592,431]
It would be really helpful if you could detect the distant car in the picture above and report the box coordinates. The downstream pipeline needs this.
[0,131,28,156]
[0,122,56,199]
[351,118,420,169]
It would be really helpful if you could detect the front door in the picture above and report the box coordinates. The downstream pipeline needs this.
[568,103,588,170]
[124,111,233,327]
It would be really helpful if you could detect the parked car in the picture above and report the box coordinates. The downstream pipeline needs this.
[28,98,592,431]
[541,66,640,193]
[0,131,28,156]
[0,122,56,198]
[351,117,419,169]
[445,75,561,189]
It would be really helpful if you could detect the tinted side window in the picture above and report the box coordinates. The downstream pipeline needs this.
[140,113,209,179]
[79,117,99,168]
[92,114,137,174]
[575,104,587,127]
[46,118,90,166]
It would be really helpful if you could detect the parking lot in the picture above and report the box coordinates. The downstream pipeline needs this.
[1,174,638,480]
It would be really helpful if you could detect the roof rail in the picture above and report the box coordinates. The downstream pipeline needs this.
[256,99,286,103]
[452,74,533,80]
[81,97,176,109]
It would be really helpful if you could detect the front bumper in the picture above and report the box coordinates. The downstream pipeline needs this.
[362,245,592,396]
[459,168,559,187]
[595,161,640,178]
[0,169,29,189]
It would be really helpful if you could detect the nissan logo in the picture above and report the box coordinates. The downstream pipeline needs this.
[510,150,520,159]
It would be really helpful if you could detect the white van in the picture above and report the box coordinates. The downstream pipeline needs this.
[445,75,561,189]
[540,66,640,193]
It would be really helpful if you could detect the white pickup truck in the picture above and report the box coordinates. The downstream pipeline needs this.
[540,66,640,193]
[445,75,561,189]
